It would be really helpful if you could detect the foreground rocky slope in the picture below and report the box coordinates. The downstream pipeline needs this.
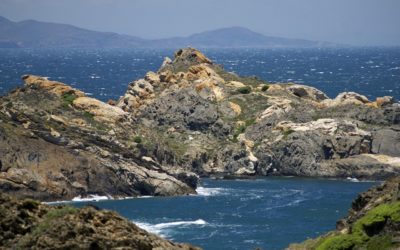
[1,47,399,201]
[0,192,199,249]
[287,177,400,249]
[117,48,400,180]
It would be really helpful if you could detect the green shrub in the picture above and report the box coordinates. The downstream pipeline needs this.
[315,202,400,250]
[283,129,295,139]
[134,136,142,144]
[316,234,356,250]
[237,86,251,94]
[44,206,78,220]
[261,85,269,92]
[62,92,77,106]
[353,201,400,238]
[366,235,392,250]
[16,206,77,248]
[245,118,256,127]
[232,125,247,142]
[83,111,94,120]
[5,102,13,108]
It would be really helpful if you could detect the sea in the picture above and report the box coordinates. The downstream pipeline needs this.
[69,178,376,250]
[0,47,399,101]
[1,47,398,249]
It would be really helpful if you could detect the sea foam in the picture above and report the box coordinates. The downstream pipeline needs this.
[195,187,230,196]
[135,219,207,237]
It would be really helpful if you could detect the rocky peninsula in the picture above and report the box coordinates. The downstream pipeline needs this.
[116,48,400,180]
[0,48,399,202]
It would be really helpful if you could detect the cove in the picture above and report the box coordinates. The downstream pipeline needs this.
[71,177,377,250]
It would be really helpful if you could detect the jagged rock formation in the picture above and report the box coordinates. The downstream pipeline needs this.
[286,177,400,249]
[0,192,200,249]
[116,47,400,180]
[0,75,198,201]
[1,47,400,201]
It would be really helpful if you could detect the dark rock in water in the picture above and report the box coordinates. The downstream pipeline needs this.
[0,192,200,249]
[287,177,400,249]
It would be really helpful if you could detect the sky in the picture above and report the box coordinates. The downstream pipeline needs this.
[1,0,400,46]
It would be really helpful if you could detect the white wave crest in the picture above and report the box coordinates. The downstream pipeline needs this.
[346,177,359,182]
[195,187,229,196]
[135,219,207,237]
[71,195,109,202]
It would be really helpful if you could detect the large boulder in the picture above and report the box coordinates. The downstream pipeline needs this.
[371,128,400,156]
[286,84,329,101]
[323,91,370,107]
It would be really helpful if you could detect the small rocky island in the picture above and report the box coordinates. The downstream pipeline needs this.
[0,48,399,249]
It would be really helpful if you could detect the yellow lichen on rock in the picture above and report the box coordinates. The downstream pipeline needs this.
[22,75,85,97]
[229,101,242,115]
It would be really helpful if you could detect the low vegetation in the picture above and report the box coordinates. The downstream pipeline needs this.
[313,201,400,250]
[237,86,251,94]
[17,206,78,248]
[61,92,77,108]
[261,85,269,92]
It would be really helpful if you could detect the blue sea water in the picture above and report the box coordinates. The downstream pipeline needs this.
[70,178,377,250]
[0,47,399,101]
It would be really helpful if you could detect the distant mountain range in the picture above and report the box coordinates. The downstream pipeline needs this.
[0,16,334,48]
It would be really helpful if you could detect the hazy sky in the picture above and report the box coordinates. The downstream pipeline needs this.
[1,0,400,46]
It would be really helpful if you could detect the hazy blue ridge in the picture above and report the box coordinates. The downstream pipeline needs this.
[0,16,334,49]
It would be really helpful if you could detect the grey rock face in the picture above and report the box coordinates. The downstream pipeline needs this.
[371,128,400,156]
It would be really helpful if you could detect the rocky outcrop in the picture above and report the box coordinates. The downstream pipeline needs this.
[287,177,400,250]
[72,96,128,123]
[286,84,329,101]
[0,192,200,249]
[371,128,400,157]
[0,74,197,201]
[112,47,400,180]
[22,75,85,97]
[322,91,371,107]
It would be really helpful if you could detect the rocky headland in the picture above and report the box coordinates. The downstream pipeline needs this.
[287,176,400,249]
[0,47,400,202]
[0,75,198,202]
[116,48,400,180]
[0,192,200,249]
